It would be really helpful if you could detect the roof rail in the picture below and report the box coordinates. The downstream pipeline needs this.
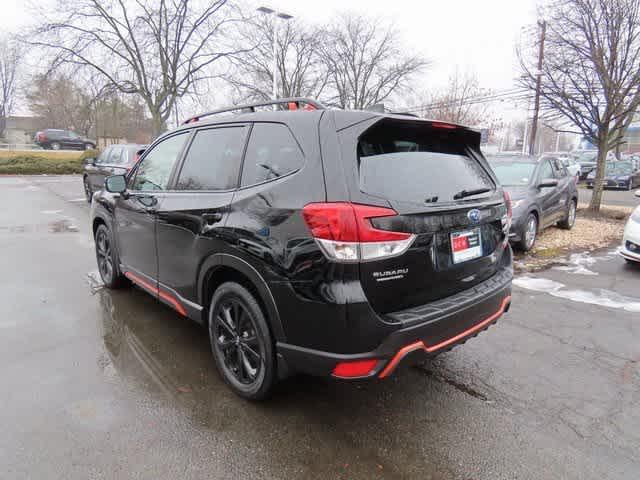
[183,97,325,125]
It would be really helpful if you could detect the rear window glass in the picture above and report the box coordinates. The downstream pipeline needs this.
[358,122,494,204]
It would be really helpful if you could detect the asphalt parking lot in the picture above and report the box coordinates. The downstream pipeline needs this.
[578,184,640,207]
[1,175,639,480]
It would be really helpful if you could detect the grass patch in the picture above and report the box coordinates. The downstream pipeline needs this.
[0,150,99,175]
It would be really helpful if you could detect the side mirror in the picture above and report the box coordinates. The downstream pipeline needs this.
[105,175,127,194]
[635,190,640,198]
[538,178,559,188]
[84,157,96,166]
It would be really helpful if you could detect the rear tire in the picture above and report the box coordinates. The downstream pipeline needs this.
[51,142,61,150]
[94,224,126,289]
[84,143,94,151]
[515,213,538,252]
[208,282,276,400]
[558,199,577,230]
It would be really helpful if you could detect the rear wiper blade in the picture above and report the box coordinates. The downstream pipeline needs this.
[453,187,492,200]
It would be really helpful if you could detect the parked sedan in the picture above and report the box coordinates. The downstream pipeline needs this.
[620,190,640,265]
[83,144,146,202]
[488,155,578,251]
[586,161,640,190]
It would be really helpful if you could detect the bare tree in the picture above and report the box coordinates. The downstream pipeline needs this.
[228,15,328,102]
[519,0,640,211]
[319,14,428,110]
[419,70,493,126]
[29,0,244,137]
[27,74,96,135]
[0,37,21,139]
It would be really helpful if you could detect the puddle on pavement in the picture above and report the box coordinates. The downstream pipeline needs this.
[552,252,599,276]
[514,275,640,313]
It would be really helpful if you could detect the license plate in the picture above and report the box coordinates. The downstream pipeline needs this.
[450,228,482,264]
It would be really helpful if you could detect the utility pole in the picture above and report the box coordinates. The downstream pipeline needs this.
[529,20,546,155]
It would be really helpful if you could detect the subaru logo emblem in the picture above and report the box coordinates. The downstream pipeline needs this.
[467,209,481,223]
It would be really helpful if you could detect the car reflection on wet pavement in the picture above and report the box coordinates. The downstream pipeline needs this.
[1,175,639,480]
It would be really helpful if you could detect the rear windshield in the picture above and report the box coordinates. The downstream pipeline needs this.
[490,162,536,186]
[358,122,494,204]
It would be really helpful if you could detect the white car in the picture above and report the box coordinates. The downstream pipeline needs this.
[620,190,640,264]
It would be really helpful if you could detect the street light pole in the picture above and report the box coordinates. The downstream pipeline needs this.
[257,6,294,101]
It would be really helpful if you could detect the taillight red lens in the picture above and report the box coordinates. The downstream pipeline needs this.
[302,202,415,262]
[301,202,410,243]
[332,359,379,378]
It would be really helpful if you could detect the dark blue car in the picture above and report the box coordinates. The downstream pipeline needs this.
[586,161,640,190]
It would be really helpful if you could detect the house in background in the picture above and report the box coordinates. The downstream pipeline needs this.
[2,116,43,144]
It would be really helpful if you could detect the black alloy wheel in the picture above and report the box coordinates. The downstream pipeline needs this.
[94,224,125,289]
[209,282,275,400]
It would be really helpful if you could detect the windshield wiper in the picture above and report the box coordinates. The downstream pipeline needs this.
[453,187,492,200]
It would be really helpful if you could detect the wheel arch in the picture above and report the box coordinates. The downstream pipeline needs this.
[198,254,285,343]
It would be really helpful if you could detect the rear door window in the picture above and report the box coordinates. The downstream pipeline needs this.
[175,126,247,191]
[358,122,494,204]
[240,123,304,187]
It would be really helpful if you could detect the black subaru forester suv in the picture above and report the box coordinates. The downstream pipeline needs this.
[91,98,513,400]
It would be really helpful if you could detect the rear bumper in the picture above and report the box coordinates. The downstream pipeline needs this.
[277,270,512,379]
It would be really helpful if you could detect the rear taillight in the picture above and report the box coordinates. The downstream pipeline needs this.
[502,191,512,237]
[301,202,415,262]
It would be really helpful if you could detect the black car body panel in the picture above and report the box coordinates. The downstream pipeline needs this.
[585,161,640,189]
[91,106,513,381]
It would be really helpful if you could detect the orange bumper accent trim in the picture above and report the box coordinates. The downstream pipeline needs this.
[124,271,187,317]
[378,296,511,378]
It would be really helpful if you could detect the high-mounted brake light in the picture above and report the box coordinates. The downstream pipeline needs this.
[431,122,457,130]
[302,202,415,262]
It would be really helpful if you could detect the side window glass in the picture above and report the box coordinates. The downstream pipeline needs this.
[176,127,246,191]
[241,123,304,187]
[95,148,110,164]
[131,133,189,191]
[107,147,123,165]
[539,160,554,180]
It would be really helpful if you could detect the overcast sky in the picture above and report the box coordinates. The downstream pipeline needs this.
[1,0,539,117]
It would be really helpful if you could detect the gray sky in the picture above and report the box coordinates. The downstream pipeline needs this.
[1,0,539,119]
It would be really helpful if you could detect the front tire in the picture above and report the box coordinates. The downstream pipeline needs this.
[208,282,276,400]
[84,143,94,151]
[94,224,126,289]
[558,199,577,229]
[516,213,538,252]
[51,142,61,150]
[83,176,92,203]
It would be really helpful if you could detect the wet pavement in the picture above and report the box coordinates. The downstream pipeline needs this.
[1,175,639,479]
[578,185,640,207]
